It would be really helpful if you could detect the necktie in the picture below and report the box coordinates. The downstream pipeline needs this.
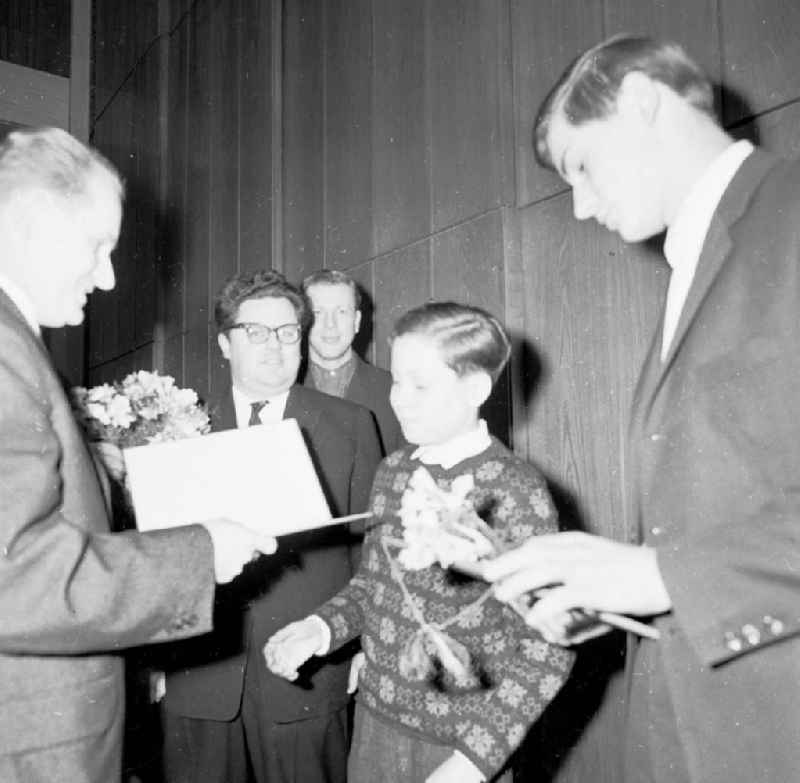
[248,400,268,426]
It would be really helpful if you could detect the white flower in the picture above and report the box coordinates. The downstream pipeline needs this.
[396,467,494,570]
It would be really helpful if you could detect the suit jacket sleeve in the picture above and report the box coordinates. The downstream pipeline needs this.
[0,325,216,656]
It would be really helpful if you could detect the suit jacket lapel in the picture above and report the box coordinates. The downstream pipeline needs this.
[638,149,779,422]
[344,355,367,400]
[283,385,321,435]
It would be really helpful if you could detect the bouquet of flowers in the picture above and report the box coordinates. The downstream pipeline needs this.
[397,467,499,570]
[387,466,505,683]
[71,370,210,449]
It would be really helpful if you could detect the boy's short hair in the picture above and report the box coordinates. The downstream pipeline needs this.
[301,268,362,311]
[214,270,312,333]
[534,35,716,169]
[392,301,511,382]
[0,126,123,205]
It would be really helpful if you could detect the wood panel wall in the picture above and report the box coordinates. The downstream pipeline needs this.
[0,0,70,76]
[88,1,800,780]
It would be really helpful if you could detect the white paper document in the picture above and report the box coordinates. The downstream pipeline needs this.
[123,418,332,536]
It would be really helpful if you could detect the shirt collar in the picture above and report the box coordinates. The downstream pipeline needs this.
[231,385,290,427]
[410,419,491,469]
[0,274,41,335]
[663,139,754,273]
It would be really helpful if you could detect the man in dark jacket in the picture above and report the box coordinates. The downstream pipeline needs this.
[302,268,403,456]
[483,35,800,783]
[161,270,382,783]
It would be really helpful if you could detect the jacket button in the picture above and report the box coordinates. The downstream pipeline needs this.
[649,433,663,442]
[724,631,743,652]
[650,526,663,536]
[741,624,760,645]
[763,615,784,636]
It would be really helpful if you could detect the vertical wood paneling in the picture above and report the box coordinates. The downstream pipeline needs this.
[521,197,666,539]
[432,211,510,441]
[753,102,800,158]
[372,0,430,256]
[162,332,184,383]
[720,0,800,124]
[131,47,162,349]
[184,323,210,404]
[92,0,159,121]
[431,212,504,310]
[372,242,431,369]
[346,262,379,363]
[0,0,71,76]
[183,1,211,399]
[162,10,189,382]
[208,0,239,298]
[429,0,504,230]
[325,0,374,267]
[282,0,324,281]
[511,0,603,208]
[239,0,274,275]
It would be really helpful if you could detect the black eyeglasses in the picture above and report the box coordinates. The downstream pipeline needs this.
[227,322,302,345]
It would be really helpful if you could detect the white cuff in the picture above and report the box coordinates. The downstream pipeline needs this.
[451,751,485,782]
[307,614,332,655]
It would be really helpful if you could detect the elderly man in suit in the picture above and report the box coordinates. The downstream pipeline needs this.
[0,127,275,783]
[161,270,382,783]
[302,268,403,456]
[481,36,800,783]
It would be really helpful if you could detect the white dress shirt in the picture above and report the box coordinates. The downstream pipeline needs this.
[661,139,754,360]
[231,385,289,428]
[410,419,491,470]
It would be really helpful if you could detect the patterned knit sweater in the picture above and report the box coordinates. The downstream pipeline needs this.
[315,439,574,779]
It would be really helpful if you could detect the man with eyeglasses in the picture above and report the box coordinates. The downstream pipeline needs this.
[302,269,403,456]
[159,270,382,783]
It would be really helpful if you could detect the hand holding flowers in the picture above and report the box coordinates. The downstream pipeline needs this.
[71,370,210,451]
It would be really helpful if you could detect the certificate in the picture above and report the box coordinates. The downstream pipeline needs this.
[123,418,332,536]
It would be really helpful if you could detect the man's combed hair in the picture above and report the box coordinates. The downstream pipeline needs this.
[534,35,716,169]
[214,270,312,332]
[302,268,362,310]
[392,301,511,382]
[0,126,123,203]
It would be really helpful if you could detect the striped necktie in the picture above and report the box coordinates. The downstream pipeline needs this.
[248,400,268,426]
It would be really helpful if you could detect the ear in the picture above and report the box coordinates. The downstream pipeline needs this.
[353,309,362,334]
[465,371,493,408]
[616,71,661,125]
[217,331,231,360]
